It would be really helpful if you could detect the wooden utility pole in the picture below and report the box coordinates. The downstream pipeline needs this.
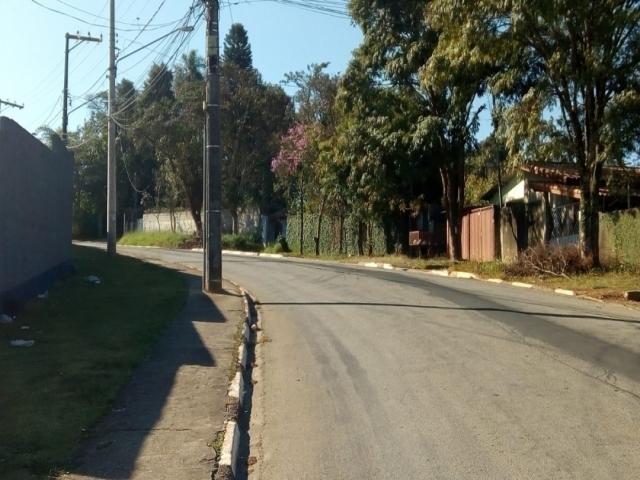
[107,0,117,256]
[203,0,222,292]
[62,33,101,144]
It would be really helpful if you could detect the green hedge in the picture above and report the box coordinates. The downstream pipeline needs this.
[286,212,387,256]
[600,208,640,267]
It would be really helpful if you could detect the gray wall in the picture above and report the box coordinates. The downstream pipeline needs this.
[0,117,73,303]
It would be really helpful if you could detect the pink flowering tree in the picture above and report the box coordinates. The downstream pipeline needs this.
[272,122,317,255]
[271,123,309,177]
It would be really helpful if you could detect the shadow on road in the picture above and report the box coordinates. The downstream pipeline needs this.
[259,300,640,387]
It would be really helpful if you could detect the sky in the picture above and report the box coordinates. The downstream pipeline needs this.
[0,0,362,135]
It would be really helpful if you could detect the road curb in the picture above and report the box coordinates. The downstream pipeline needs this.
[214,281,260,480]
[221,250,284,259]
[357,261,592,301]
[511,281,534,289]
[555,288,576,296]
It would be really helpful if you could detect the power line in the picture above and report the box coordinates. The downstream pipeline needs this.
[119,0,168,57]
[31,0,187,32]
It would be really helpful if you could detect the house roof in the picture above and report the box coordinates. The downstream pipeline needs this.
[522,162,640,188]
[482,162,640,201]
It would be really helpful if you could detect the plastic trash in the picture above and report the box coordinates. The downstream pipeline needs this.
[85,275,102,285]
[20,326,30,330]
[10,340,35,348]
[0,314,14,325]
[37,291,49,299]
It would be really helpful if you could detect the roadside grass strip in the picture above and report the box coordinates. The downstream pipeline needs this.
[118,231,195,249]
[0,246,187,479]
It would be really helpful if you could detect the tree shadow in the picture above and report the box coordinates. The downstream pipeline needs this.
[67,272,228,479]
[258,301,640,324]
[259,300,640,386]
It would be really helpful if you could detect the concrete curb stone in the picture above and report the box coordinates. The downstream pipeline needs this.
[215,280,260,480]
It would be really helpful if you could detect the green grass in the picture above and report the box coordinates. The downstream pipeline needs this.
[514,270,640,299]
[0,246,187,479]
[118,231,194,249]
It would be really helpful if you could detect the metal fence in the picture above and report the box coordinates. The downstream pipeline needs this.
[550,202,579,244]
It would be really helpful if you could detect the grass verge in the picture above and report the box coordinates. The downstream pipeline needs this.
[118,231,196,249]
[0,246,187,479]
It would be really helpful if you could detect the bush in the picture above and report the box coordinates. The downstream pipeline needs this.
[505,244,592,278]
[273,235,290,253]
[222,232,263,252]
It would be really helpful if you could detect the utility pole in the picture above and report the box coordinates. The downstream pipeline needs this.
[62,33,101,144]
[0,99,24,111]
[203,0,222,292]
[107,0,117,256]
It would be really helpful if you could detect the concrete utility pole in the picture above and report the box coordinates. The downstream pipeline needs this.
[0,99,24,111]
[107,0,117,256]
[62,33,101,144]
[203,0,222,292]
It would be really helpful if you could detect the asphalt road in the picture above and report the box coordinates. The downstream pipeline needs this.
[107,246,640,479]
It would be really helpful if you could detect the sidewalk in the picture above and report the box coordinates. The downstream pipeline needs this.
[61,272,245,480]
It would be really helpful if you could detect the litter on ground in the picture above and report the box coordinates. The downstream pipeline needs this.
[86,275,102,285]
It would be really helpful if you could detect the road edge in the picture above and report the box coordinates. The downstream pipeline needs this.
[214,281,261,480]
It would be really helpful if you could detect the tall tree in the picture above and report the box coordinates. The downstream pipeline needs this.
[346,0,491,259]
[441,0,640,264]
[282,63,340,254]
[221,25,292,233]
[223,23,253,70]
[139,63,174,108]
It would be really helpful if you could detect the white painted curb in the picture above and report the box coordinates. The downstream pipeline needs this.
[425,269,450,277]
[511,282,534,289]
[216,280,262,479]
[555,288,576,296]
[218,420,240,478]
[228,372,241,399]
[450,271,478,279]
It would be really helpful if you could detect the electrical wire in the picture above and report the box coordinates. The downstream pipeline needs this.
[33,0,184,30]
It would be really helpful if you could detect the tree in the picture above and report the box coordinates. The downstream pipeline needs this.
[223,23,253,70]
[272,123,317,254]
[221,26,292,233]
[139,63,174,108]
[132,53,206,238]
[282,64,342,255]
[442,0,640,264]
[346,0,491,259]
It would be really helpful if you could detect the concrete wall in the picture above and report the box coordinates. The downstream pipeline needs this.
[140,208,261,235]
[141,210,198,234]
[0,117,73,307]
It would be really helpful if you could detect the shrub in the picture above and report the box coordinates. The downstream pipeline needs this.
[505,244,592,278]
[222,232,263,252]
[274,235,290,253]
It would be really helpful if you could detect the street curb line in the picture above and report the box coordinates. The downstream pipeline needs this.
[555,288,576,296]
[511,282,534,289]
[215,280,260,480]
[359,261,592,300]
[221,250,285,259]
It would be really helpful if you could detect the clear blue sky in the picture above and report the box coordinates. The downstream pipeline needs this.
[0,0,362,134]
